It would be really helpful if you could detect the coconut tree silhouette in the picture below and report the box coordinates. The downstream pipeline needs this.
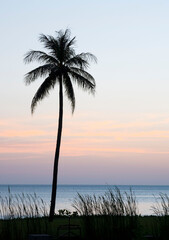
[24,29,96,220]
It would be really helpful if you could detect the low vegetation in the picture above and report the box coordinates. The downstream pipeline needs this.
[73,187,138,216]
[1,187,169,239]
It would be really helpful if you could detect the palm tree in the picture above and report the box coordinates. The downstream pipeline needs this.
[24,29,96,221]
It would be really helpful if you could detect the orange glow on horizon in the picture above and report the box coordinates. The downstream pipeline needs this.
[0,114,169,157]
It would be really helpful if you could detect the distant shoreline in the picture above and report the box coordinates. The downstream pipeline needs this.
[1,184,169,187]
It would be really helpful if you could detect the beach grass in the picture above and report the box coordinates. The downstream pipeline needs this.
[72,188,139,240]
[1,188,169,239]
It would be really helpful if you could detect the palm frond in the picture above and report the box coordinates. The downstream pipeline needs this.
[68,71,95,94]
[80,52,97,63]
[66,53,97,69]
[70,67,95,85]
[67,36,76,48]
[24,29,96,114]
[24,50,58,64]
[39,34,60,59]
[39,34,58,51]
[31,75,57,114]
[65,54,89,69]
[57,29,70,38]
[63,72,75,113]
[57,30,74,62]
[24,64,53,85]
[57,29,70,47]
[39,31,75,63]
[63,37,76,62]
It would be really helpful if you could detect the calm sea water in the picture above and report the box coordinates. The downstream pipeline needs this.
[1,185,169,215]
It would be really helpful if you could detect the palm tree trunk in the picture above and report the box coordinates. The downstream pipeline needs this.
[49,76,63,221]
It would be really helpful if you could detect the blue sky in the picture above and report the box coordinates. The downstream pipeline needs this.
[1,0,169,184]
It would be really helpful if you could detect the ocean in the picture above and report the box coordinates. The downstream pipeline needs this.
[1,184,169,216]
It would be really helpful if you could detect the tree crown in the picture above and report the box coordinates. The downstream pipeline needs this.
[24,29,97,114]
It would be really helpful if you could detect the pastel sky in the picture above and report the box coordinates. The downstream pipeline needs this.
[1,0,169,184]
